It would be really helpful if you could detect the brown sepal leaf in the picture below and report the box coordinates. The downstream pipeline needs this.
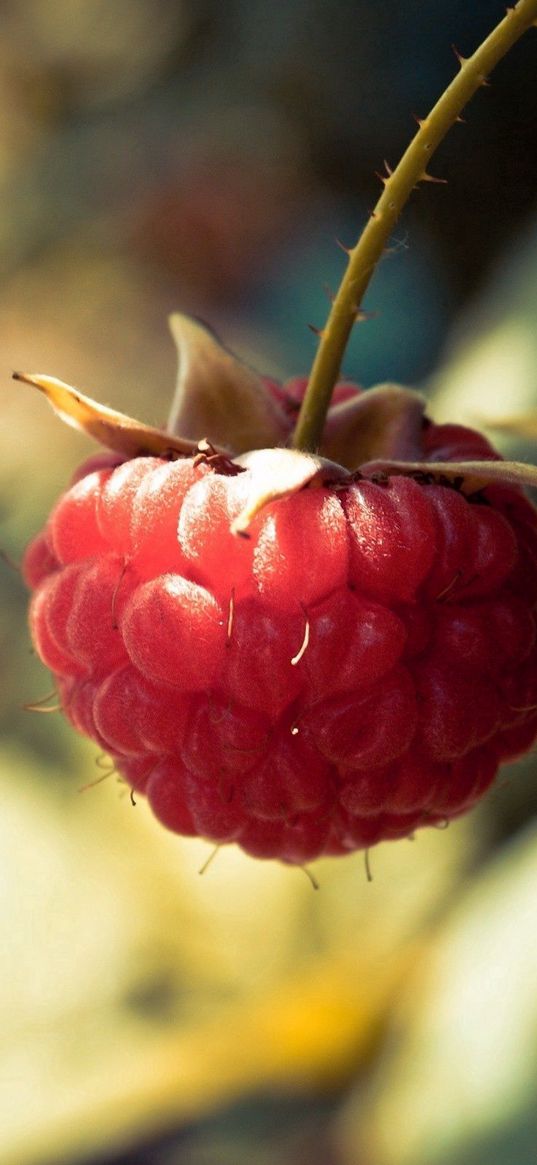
[231,447,350,535]
[12,371,205,460]
[321,383,426,470]
[167,313,287,454]
[360,456,537,493]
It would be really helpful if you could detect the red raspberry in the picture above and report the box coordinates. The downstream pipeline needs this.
[23,411,537,865]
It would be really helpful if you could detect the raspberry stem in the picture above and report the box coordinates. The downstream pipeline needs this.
[292,0,537,452]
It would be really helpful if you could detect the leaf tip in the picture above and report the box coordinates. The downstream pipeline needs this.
[12,370,39,388]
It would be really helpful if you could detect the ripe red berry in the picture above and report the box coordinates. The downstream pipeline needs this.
[18,3,537,866]
[23,409,537,865]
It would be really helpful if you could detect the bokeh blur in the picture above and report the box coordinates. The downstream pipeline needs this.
[1,2,537,1163]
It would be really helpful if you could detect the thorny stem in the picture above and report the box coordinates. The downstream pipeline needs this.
[292,0,537,452]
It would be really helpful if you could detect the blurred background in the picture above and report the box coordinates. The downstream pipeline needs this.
[1,2,537,1163]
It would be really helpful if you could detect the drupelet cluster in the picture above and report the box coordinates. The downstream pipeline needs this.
[24,393,537,864]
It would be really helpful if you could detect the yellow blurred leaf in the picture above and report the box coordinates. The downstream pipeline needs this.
[337,823,537,1165]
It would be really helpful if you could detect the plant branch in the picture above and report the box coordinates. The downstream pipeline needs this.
[292,0,537,452]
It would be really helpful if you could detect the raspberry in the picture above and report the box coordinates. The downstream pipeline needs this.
[23,410,537,865]
[18,5,537,866]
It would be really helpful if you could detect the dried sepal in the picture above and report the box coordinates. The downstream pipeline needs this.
[321,383,426,470]
[360,456,537,494]
[12,371,202,460]
[231,447,350,535]
[167,313,287,454]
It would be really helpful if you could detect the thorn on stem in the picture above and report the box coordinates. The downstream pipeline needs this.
[354,308,377,323]
[452,44,467,66]
[307,323,326,338]
[420,171,448,185]
[335,236,353,255]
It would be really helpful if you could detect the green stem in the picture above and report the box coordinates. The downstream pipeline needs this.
[292,0,537,452]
